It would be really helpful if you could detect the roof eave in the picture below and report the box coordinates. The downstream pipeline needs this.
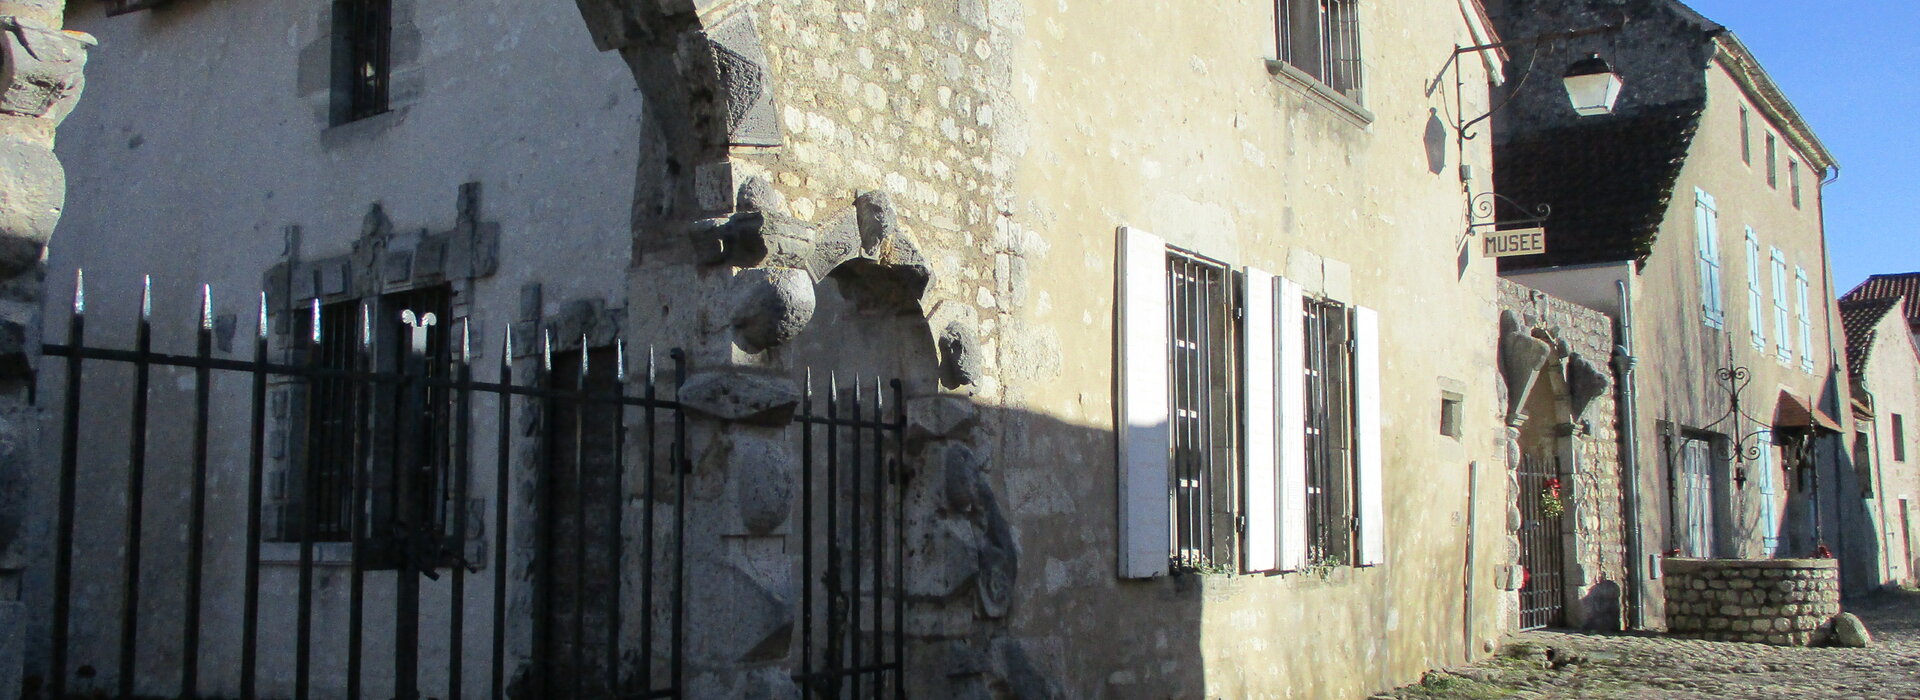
[1713,33,1838,172]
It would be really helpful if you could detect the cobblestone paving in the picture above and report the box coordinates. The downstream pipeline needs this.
[1385,590,1920,699]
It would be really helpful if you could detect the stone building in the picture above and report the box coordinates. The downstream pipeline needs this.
[24,0,1531,698]
[1496,280,1626,632]
[1488,0,1859,622]
[1838,285,1920,588]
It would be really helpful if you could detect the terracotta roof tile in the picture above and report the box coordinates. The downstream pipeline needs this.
[1837,296,1901,378]
[1494,101,1705,270]
[1844,273,1920,325]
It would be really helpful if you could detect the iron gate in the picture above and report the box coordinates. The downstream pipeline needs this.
[1516,453,1565,630]
[29,275,909,700]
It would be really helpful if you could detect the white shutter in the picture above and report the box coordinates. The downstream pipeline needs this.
[1746,230,1765,349]
[1277,278,1310,571]
[1696,189,1723,328]
[1354,306,1386,567]
[1117,226,1172,579]
[1243,269,1279,573]
[1795,267,1814,371]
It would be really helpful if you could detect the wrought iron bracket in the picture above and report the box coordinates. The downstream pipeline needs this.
[1467,191,1551,232]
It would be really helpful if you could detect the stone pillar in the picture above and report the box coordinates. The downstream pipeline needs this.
[0,1,87,695]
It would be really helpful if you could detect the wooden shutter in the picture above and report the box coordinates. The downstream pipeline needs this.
[1118,226,1172,579]
[1354,306,1386,567]
[1277,278,1310,571]
[1746,230,1765,349]
[1696,189,1723,328]
[1795,267,1813,371]
[1243,269,1279,573]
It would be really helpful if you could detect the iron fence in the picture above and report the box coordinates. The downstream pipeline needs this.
[36,274,691,700]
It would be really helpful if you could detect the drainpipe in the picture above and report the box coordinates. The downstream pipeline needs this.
[1612,279,1648,630]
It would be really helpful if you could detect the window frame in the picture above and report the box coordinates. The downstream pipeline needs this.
[282,285,457,570]
[1740,106,1752,166]
[1897,414,1909,463]
[1302,296,1358,568]
[1276,0,1363,100]
[1790,159,1803,209]
[1794,266,1813,372]
[1165,249,1241,572]
[1766,133,1779,189]
[330,0,394,125]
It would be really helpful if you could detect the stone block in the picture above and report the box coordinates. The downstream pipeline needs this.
[0,600,18,700]
[678,370,802,425]
[907,396,979,440]
[728,267,816,352]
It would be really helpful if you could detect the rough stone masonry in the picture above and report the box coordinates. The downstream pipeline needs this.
[0,0,88,695]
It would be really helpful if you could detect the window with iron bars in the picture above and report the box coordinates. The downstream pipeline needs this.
[331,0,393,125]
[281,285,456,569]
[1166,251,1240,572]
[1276,0,1363,99]
[1303,297,1356,567]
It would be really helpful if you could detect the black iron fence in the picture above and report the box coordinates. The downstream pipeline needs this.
[794,376,907,699]
[31,273,909,699]
[40,278,691,700]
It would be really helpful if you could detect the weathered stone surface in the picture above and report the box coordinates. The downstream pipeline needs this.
[908,395,979,440]
[686,557,792,664]
[976,496,1017,619]
[678,370,802,425]
[991,635,1061,700]
[1567,353,1611,423]
[736,174,786,214]
[1833,612,1872,647]
[0,135,64,276]
[912,517,982,599]
[729,267,815,352]
[938,321,982,387]
[729,433,794,534]
[941,443,988,514]
[854,190,902,258]
[1499,310,1554,426]
[0,18,91,121]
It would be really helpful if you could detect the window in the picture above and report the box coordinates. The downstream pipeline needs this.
[1117,227,1383,578]
[331,0,393,124]
[1794,266,1814,372]
[284,286,455,566]
[1276,0,1362,98]
[1166,252,1238,570]
[1771,247,1791,364]
[1897,415,1909,463]
[1790,160,1803,209]
[1439,392,1464,439]
[1740,106,1752,165]
[1303,298,1356,567]
[1766,133,1778,189]
[1695,189,1724,329]
[1746,230,1765,350]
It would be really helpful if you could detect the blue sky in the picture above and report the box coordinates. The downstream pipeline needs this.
[1679,1,1920,295]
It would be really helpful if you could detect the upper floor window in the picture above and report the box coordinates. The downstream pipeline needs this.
[1277,0,1362,98]
[1740,106,1752,165]
[1897,414,1909,462]
[1790,160,1803,209]
[1765,133,1779,189]
[331,0,393,125]
[1694,189,1724,329]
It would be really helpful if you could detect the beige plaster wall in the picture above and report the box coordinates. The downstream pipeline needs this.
[1860,310,1920,586]
[1624,58,1854,620]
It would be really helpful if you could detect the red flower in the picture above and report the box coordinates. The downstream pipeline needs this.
[1545,478,1563,498]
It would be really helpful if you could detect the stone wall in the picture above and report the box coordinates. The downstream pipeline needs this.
[1662,558,1841,646]
[1497,279,1626,630]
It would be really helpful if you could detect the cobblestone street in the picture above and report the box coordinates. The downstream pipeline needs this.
[1387,590,1920,699]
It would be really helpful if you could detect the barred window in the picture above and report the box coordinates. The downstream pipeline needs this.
[285,286,455,568]
[331,0,393,125]
[1167,252,1238,571]
[1277,0,1363,98]
[1303,298,1356,567]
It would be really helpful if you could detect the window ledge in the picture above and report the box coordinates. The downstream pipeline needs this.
[1264,59,1374,127]
[321,106,408,150]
